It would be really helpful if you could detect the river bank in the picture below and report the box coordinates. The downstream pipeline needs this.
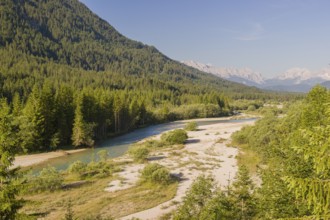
[13,115,254,170]
[111,119,255,219]
[12,149,87,168]
[19,116,255,219]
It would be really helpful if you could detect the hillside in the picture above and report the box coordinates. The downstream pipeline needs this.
[182,60,265,87]
[0,0,303,153]
[0,0,263,98]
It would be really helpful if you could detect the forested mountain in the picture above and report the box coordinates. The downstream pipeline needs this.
[0,0,302,153]
[0,0,284,97]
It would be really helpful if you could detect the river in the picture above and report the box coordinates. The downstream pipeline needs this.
[28,117,255,173]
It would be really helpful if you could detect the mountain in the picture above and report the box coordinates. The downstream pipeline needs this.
[184,61,330,92]
[321,80,330,89]
[264,68,330,92]
[0,0,274,154]
[182,61,264,87]
[0,0,271,100]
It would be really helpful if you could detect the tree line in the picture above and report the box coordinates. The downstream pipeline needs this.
[230,85,330,219]
[0,82,232,153]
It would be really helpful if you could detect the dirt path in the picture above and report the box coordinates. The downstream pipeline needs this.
[116,119,255,220]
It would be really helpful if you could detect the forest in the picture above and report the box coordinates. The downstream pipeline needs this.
[227,85,329,219]
[167,86,329,220]
[0,0,302,153]
[0,0,316,219]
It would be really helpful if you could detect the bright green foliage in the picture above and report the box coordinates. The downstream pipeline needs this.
[173,175,214,220]
[184,121,198,131]
[255,168,306,219]
[161,129,188,145]
[247,105,257,111]
[141,163,172,185]
[55,86,75,146]
[283,86,330,217]
[0,98,22,219]
[19,86,45,151]
[174,167,257,220]
[198,191,236,220]
[231,85,330,219]
[28,166,63,192]
[231,166,256,220]
[72,94,95,147]
[68,161,87,175]
[84,161,113,179]
[129,146,150,163]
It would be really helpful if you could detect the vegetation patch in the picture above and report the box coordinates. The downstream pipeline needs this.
[161,129,188,145]
[128,146,150,163]
[184,121,198,131]
[141,163,174,185]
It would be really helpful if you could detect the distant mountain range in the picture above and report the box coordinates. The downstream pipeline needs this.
[182,61,330,92]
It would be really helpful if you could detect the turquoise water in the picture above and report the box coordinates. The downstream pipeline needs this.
[29,118,255,173]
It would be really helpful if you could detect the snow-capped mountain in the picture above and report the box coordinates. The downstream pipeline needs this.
[182,60,330,92]
[264,67,330,92]
[273,67,330,84]
[182,60,265,86]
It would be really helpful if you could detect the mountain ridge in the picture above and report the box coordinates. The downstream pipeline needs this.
[183,60,330,92]
[182,61,264,86]
[0,0,268,99]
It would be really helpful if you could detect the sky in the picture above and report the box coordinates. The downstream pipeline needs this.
[80,0,330,78]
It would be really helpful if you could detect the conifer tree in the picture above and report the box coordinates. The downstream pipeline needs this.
[19,85,45,152]
[72,94,94,147]
[0,98,22,219]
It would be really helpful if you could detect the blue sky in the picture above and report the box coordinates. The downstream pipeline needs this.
[80,0,330,77]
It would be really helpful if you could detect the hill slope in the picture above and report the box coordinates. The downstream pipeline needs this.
[0,0,272,99]
[0,0,303,153]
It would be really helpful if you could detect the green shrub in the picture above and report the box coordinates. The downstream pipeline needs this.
[141,163,171,185]
[144,139,165,148]
[28,166,63,192]
[161,129,188,145]
[68,160,87,174]
[129,146,150,163]
[247,105,257,111]
[185,121,198,131]
[173,175,214,219]
[84,161,113,178]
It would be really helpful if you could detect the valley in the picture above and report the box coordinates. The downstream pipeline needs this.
[0,0,329,219]
[19,117,255,219]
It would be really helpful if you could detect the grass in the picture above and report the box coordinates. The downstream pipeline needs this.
[204,146,219,156]
[20,177,178,219]
[215,137,227,143]
[236,146,261,174]
[159,212,173,220]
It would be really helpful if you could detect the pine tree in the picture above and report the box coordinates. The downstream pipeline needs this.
[39,82,56,149]
[231,166,256,220]
[284,86,330,217]
[19,85,45,152]
[71,94,94,147]
[11,92,22,117]
[55,86,74,145]
[0,98,22,219]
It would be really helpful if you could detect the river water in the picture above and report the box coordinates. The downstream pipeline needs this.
[29,118,255,173]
